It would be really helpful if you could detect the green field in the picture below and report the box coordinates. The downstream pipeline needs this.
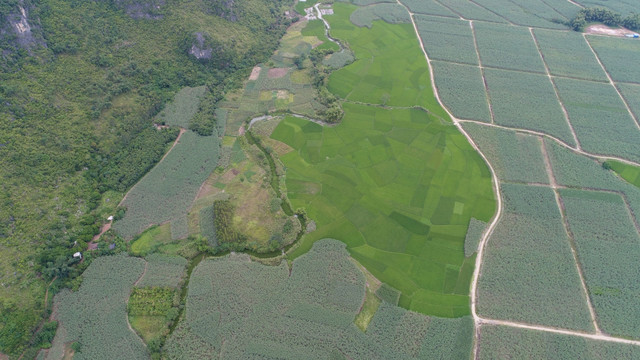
[461,123,549,184]
[272,3,496,317]
[478,324,640,359]
[415,15,479,66]
[554,77,640,162]
[431,61,492,122]
[560,189,640,338]
[327,4,445,112]
[606,160,640,189]
[112,130,220,239]
[476,184,594,331]
[47,255,148,360]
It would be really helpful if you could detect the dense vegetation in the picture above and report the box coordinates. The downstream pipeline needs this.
[0,0,293,355]
[570,7,640,32]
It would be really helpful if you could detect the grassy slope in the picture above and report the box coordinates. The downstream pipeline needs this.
[276,3,495,317]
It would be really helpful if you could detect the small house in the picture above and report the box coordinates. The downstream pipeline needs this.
[107,215,114,221]
[73,252,82,259]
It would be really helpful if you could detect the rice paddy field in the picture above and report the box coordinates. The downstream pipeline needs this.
[273,3,495,317]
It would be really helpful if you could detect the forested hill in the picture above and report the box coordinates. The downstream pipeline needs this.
[0,0,293,356]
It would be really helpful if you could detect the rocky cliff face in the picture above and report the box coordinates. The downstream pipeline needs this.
[189,32,213,60]
[1,1,46,55]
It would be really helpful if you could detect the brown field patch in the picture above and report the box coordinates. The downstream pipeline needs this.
[586,24,636,37]
[249,66,261,80]
[268,68,289,79]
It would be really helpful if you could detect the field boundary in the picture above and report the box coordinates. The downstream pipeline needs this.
[583,34,640,131]
[530,28,581,149]
[457,119,640,168]
[469,21,496,124]
[540,138,600,334]
[396,0,640,356]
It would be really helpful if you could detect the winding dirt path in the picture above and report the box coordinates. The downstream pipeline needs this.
[394,0,640,355]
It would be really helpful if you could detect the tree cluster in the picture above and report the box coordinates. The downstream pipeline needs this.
[308,48,344,123]
[570,7,640,32]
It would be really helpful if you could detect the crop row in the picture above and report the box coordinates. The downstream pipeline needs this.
[49,254,148,360]
[112,130,221,239]
[431,61,491,122]
[478,324,640,359]
[415,15,478,66]
[560,189,640,338]
[477,183,594,331]
[462,122,549,184]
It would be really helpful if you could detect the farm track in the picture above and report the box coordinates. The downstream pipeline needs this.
[583,34,640,131]
[530,28,582,150]
[457,119,640,168]
[540,138,600,334]
[394,0,640,355]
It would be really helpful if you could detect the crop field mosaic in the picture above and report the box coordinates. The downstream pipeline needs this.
[112,130,221,239]
[270,3,496,317]
[164,240,474,359]
[46,255,148,360]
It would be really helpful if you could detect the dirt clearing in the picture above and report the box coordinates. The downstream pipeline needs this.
[249,66,261,81]
[267,68,289,78]
[586,24,638,37]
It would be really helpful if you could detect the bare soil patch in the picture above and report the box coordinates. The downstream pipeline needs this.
[267,68,289,79]
[249,66,261,81]
[586,24,637,37]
